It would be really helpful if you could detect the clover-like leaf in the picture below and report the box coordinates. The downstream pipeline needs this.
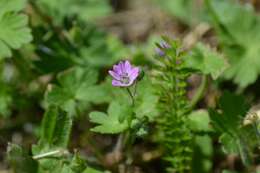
[89,101,132,134]
[0,0,32,58]
[185,43,228,79]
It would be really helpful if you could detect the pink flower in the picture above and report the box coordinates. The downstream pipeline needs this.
[109,61,139,87]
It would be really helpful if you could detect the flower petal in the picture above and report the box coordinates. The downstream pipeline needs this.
[129,67,139,81]
[119,61,126,73]
[113,64,122,74]
[124,60,132,73]
[112,80,131,87]
[112,80,123,86]
[109,70,121,80]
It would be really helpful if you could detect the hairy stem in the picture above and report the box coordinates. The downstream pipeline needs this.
[33,149,69,160]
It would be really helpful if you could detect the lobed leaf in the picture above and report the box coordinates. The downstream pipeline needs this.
[0,0,32,58]
[45,67,99,114]
[209,92,254,166]
[206,0,260,88]
[185,43,228,79]
[89,101,131,134]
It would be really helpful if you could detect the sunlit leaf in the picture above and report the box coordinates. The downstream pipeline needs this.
[185,43,228,79]
[206,0,260,88]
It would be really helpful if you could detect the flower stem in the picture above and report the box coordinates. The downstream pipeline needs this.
[126,88,135,106]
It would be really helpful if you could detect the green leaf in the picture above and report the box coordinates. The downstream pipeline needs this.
[90,77,129,104]
[0,84,12,117]
[219,133,244,154]
[187,109,213,132]
[209,92,254,166]
[79,34,128,67]
[37,0,112,24]
[59,153,87,173]
[0,0,26,16]
[192,135,213,173]
[37,106,73,149]
[45,67,99,114]
[154,0,207,26]
[206,0,260,87]
[32,106,73,172]
[52,110,73,147]
[210,92,249,134]
[40,106,59,144]
[94,76,159,121]
[185,43,228,79]
[0,0,32,58]
[83,167,104,173]
[69,153,87,173]
[7,143,38,173]
[33,31,75,74]
[89,101,131,134]
[133,77,159,121]
[219,133,239,154]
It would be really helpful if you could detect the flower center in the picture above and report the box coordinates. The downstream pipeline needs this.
[120,73,130,84]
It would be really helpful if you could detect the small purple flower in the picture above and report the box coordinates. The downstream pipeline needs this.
[109,60,139,87]
[155,47,165,56]
[155,41,171,56]
[160,41,171,49]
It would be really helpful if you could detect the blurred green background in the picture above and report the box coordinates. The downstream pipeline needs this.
[0,0,260,173]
